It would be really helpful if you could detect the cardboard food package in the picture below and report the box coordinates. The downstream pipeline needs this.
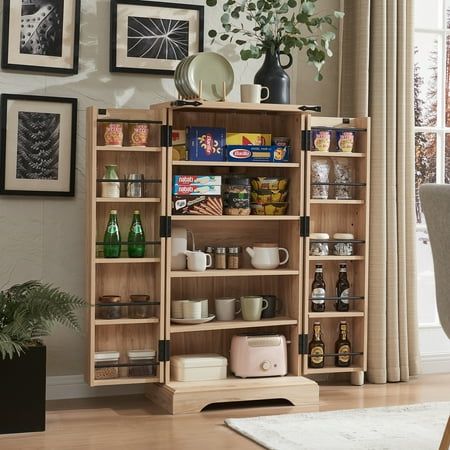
[186,127,225,161]
[172,195,223,215]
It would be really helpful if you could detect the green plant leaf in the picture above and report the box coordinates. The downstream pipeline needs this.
[221,13,230,24]
[287,0,297,7]
[236,39,247,45]
[208,30,218,38]
[206,0,217,6]
[334,11,345,19]
[220,34,230,40]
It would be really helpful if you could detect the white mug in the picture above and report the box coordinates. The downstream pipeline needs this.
[185,250,212,272]
[172,299,189,319]
[240,84,270,103]
[182,300,202,320]
[215,297,241,321]
[190,298,209,318]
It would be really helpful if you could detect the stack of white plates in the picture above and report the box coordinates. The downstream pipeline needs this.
[174,52,234,101]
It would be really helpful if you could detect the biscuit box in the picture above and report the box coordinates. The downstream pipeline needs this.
[225,145,290,163]
[173,175,222,186]
[173,184,222,196]
[226,133,272,146]
[187,127,225,161]
[172,195,223,215]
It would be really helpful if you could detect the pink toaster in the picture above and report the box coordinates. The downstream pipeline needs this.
[230,334,288,378]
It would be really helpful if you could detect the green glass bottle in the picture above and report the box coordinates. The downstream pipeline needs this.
[103,210,121,258]
[128,210,145,258]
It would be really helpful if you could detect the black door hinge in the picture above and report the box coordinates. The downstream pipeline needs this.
[298,105,322,113]
[158,340,170,362]
[301,130,311,151]
[160,125,172,147]
[171,100,203,107]
[160,216,172,238]
[298,334,308,355]
[300,216,310,237]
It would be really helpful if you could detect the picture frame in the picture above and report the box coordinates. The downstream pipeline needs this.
[0,94,77,197]
[110,0,204,75]
[1,0,81,75]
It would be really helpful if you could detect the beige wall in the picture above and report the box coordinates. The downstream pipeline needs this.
[0,0,340,377]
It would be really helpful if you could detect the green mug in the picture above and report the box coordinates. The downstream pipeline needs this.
[240,296,269,321]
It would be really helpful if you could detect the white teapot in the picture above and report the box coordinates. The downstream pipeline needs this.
[246,243,289,270]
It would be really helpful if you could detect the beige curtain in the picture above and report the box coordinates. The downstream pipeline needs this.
[340,0,421,383]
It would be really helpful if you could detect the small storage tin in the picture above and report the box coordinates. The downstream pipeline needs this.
[94,351,120,380]
[170,354,227,381]
[310,233,330,256]
[127,350,156,377]
[333,233,354,256]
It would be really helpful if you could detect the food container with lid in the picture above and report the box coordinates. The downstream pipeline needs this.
[333,233,354,256]
[227,246,242,269]
[94,351,120,379]
[99,122,124,146]
[97,295,122,320]
[251,177,288,191]
[214,246,227,269]
[127,349,156,377]
[170,354,227,381]
[312,129,331,152]
[251,189,288,204]
[250,202,288,215]
[336,130,355,153]
[127,123,149,146]
[310,233,330,256]
[129,294,152,319]
[223,175,251,216]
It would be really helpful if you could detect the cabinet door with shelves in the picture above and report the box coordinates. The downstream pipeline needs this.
[302,116,370,381]
[86,107,167,387]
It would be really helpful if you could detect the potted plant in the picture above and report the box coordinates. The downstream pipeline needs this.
[207,0,344,104]
[0,281,84,434]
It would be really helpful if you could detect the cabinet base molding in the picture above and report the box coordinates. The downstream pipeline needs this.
[146,376,319,415]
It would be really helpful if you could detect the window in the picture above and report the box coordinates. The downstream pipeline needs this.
[414,0,449,328]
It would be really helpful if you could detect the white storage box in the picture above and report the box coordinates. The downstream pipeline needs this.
[171,354,227,382]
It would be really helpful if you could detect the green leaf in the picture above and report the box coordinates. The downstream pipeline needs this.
[206,0,217,6]
[221,13,230,24]
[334,11,345,19]
[208,30,218,38]
[287,0,297,7]
[220,34,230,40]
[302,1,315,15]
[236,39,247,45]
[322,31,336,41]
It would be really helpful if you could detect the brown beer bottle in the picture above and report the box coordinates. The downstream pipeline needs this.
[308,321,325,368]
[335,263,350,312]
[335,321,351,367]
[311,264,326,312]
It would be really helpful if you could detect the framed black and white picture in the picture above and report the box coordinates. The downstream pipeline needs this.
[0,94,77,196]
[110,0,204,75]
[1,0,81,74]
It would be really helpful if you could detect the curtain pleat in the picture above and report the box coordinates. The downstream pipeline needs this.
[341,0,421,383]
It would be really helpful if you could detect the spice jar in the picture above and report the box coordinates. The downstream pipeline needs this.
[94,351,120,379]
[128,123,150,147]
[309,233,330,256]
[97,295,122,320]
[223,175,251,216]
[333,233,354,256]
[227,246,242,269]
[129,294,152,319]
[127,350,156,377]
[215,246,227,269]
[205,245,215,268]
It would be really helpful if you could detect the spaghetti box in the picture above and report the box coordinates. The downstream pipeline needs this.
[173,184,222,196]
[225,145,290,163]
[172,195,223,215]
[173,175,222,186]
[226,133,272,146]
[186,127,225,161]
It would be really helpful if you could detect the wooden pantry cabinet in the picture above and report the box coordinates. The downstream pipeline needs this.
[85,102,370,413]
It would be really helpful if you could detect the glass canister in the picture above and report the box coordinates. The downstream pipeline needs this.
[97,295,122,319]
[309,233,330,256]
[128,350,157,377]
[101,164,121,198]
[223,175,251,216]
[227,246,242,269]
[215,246,227,269]
[129,294,152,318]
[94,351,120,379]
[333,233,354,256]
[311,159,331,199]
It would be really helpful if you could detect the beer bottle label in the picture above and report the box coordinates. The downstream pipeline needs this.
[338,344,351,363]
[312,288,325,304]
[311,346,324,364]
[340,288,350,304]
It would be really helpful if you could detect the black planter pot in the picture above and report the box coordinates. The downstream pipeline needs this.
[254,50,293,104]
[0,345,46,434]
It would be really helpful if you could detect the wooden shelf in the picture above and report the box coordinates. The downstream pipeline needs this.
[308,312,364,319]
[96,197,160,203]
[95,317,159,326]
[95,258,160,264]
[170,317,297,333]
[97,146,161,152]
[308,255,364,261]
[92,376,159,386]
[309,199,365,205]
[304,366,364,375]
[171,215,300,221]
[170,269,300,278]
[172,161,300,168]
[309,151,365,158]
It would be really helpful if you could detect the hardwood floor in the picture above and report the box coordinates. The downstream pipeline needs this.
[1,373,449,450]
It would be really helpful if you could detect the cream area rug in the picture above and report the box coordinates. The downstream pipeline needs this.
[225,402,450,450]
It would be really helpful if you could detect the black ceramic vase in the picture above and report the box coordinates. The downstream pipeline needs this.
[254,50,293,104]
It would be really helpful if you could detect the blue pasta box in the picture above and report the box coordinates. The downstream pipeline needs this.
[186,127,226,161]
[225,145,290,163]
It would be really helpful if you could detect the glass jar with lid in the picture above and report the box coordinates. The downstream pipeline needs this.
[129,294,152,319]
[227,246,242,269]
[309,233,330,256]
[97,295,122,320]
[215,246,227,269]
[127,349,156,377]
[333,233,354,256]
[223,175,251,216]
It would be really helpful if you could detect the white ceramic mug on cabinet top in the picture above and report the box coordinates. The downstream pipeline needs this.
[246,243,289,270]
[240,84,270,103]
[185,250,213,272]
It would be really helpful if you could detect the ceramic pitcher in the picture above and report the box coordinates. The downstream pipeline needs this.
[246,243,289,270]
